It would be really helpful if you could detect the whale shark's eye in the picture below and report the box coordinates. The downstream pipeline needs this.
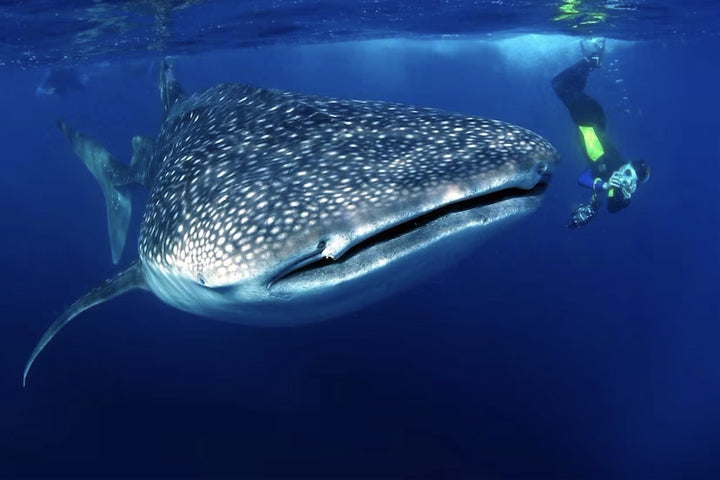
[536,163,548,175]
[197,273,207,285]
[316,240,326,250]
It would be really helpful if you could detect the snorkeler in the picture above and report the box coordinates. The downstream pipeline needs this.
[552,37,651,229]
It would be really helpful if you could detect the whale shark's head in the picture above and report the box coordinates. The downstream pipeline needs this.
[139,87,557,323]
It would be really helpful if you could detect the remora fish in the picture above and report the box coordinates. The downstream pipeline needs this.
[24,61,558,384]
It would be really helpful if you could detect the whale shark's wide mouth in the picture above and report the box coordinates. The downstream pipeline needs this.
[268,180,549,288]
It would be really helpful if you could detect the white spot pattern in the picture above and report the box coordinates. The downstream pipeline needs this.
[139,84,556,286]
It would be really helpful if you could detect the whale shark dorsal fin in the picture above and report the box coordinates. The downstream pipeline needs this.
[159,58,185,120]
[56,120,133,264]
[23,260,147,386]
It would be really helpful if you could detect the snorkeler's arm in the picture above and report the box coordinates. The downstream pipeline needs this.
[577,168,607,191]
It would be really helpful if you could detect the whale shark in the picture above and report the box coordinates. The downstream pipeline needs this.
[23,60,558,385]
[36,66,89,96]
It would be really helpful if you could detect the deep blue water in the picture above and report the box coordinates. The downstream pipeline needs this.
[1,2,720,479]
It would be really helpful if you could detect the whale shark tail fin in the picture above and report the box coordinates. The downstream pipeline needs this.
[159,58,185,120]
[56,120,133,264]
[23,260,147,387]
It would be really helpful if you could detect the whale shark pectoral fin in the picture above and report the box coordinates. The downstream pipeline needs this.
[23,260,147,387]
[131,136,155,187]
[159,58,185,120]
[105,187,132,265]
[56,120,133,264]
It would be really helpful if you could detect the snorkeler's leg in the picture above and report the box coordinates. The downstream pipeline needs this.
[552,59,606,129]
[551,59,593,105]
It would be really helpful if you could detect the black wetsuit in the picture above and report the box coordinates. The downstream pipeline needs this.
[552,59,630,212]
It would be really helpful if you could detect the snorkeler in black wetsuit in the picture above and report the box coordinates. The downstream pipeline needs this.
[552,38,651,229]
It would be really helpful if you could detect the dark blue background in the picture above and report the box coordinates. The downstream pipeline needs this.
[1,37,718,478]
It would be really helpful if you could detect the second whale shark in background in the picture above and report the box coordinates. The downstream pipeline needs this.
[35,67,89,96]
[24,60,558,384]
